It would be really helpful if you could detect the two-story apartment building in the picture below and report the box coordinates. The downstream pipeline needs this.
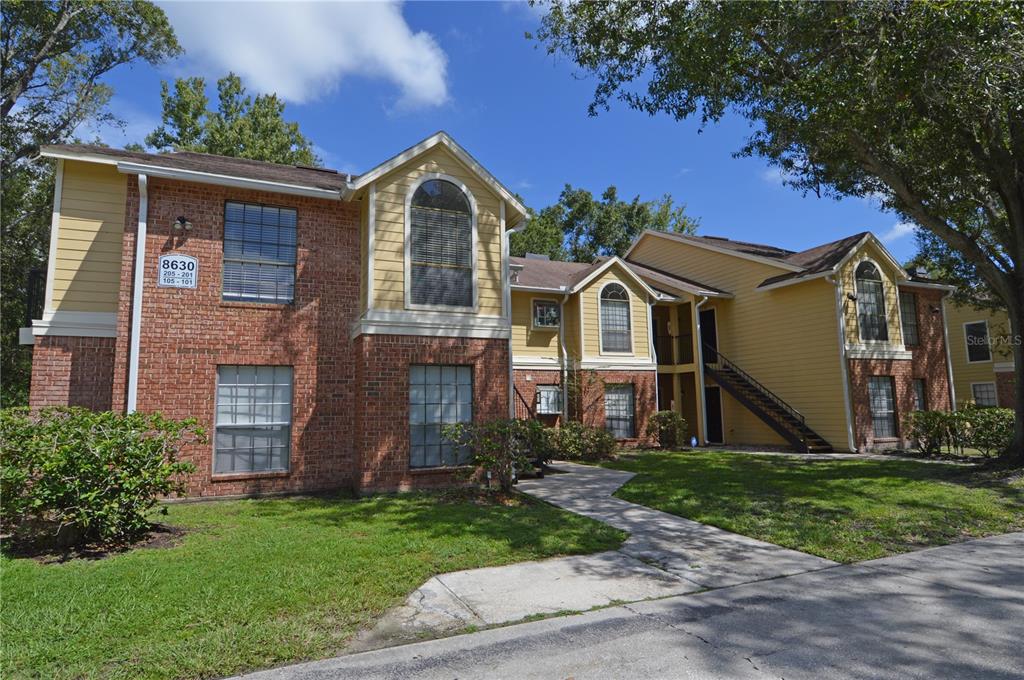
[944,302,1016,408]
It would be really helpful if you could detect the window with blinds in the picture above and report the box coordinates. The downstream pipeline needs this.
[409,365,473,468]
[214,366,292,474]
[409,179,473,308]
[900,292,919,346]
[856,262,889,342]
[600,283,632,352]
[223,201,297,303]
[605,384,635,438]
[868,376,897,438]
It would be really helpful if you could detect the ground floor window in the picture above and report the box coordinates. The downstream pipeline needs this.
[214,365,292,474]
[868,376,897,438]
[410,365,472,468]
[536,384,562,415]
[605,384,635,438]
[972,382,998,407]
[912,378,927,411]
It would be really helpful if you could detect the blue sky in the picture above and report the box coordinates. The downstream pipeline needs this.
[93,1,917,260]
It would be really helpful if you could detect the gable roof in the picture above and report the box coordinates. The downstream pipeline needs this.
[625,231,805,272]
[620,259,732,298]
[510,255,728,299]
[757,232,871,289]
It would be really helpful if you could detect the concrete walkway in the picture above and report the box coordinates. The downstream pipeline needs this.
[350,462,833,648]
[238,531,1024,679]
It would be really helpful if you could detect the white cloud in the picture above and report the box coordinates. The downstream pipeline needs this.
[881,221,916,244]
[760,167,789,185]
[160,1,448,109]
[79,97,160,147]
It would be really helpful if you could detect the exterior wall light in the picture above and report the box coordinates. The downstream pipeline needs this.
[846,292,858,301]
[173,216,193,231]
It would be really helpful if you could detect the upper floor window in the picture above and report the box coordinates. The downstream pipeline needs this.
[900,292,919,346]
[533,299,560,329]
[223,201,297,303]
[856,261,888,342]
[600,283,632,352]
[965,321,992,363]
[409,178,474,309]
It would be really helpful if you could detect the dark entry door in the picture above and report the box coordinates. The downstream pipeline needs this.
[704,386,724,444]
[699,308,718,364]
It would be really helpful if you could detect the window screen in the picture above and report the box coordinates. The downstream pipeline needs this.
[410,365,472,468]
[868,376,897,438]
[600,284,632,352]
[900,293,919,346]
[605,384,635,438]
[965,322,992,362]
[536,385,562,414]
[410,180,473,308]
[856,262,888,341]
[972,382,997,407]
[223,202,297,303]
[215,366,292,473]
[912,378,927,411]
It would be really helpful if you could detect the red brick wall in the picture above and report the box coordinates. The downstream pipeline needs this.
[571,369,656,445]
[354,335,509,493]
[849,288,952,450]
[111,177,360,497]
[513,369,563,426]
[29,336,115,410]
[996,370,1016,408]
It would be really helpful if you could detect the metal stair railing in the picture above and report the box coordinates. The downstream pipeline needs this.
[703,343,806,428]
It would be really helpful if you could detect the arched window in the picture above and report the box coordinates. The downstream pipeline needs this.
[600,283,632,352]
[856,261,889,341]
[409,178,474,308]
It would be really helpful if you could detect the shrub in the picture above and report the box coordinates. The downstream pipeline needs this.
[903,406,1013,458]
[903,410,948,456]
[0,407,201,546]
[961,405,1014,457]
[443,419,541,492]
[549,421,617,462]
[645,410,688,449]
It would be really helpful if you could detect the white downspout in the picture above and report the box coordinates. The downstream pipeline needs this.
[126,174,148,413]
[649,296,658,412]
[941,291,957,411]
[694,296,709,445]
[503,210,527,418]
[560,293,569,420]
[829,275,858,452]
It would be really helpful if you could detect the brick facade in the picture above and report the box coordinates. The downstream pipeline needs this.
[849,288,952,451]
[29,335,115,411]
[512,368,564,427]
[996,370,1016,409]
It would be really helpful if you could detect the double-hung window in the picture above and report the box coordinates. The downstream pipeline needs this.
[972,382,998,407]
[600,283,632,352]
[409,365,473,468]
[912,378,927,411]
[856,262,888,341]
[409,179,474,309]
[964,321,992,363]
[900,293,919,346]
[223,201,297,303]
[868,376,897,438]
[605,384,635,438]
[536,385,562,415]
[215,366,292,473]
[533,300,560,329]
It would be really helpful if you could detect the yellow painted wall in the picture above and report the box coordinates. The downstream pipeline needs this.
[629,235,849,449]
[839,240,904,347]
[564,294,581,362]
[510,291,562,359]
[371,145,504,315]
[579,264,651,361]
[50,160,127,313]
[945,302,1012,406]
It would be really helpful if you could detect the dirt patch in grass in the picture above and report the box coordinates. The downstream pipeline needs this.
[3,523,188,564]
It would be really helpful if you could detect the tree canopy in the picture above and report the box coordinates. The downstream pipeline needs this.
[145,73,319,166]
[511,184,698,261]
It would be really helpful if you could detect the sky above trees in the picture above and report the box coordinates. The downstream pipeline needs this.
[88,1,914,260]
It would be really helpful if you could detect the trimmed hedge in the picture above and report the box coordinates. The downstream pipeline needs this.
[903,405,1013,457]
[549,421,617,461]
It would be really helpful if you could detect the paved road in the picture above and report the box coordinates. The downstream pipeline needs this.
[239,531,1024,680]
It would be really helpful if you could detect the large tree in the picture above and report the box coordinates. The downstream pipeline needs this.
[145,73,318,166]
[534,1,1024,460]
[511,184,698,261]
[0,0,180,406]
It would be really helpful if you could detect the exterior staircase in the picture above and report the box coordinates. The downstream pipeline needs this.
[703,345,833,453]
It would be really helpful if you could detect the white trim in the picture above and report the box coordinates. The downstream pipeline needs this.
[570,256,659,298]
[834,233,909,282]
[116,161,343,200]
[941,294,957,411]
[846,346,914,361]
[30,310,117,337]
[511,284,568,294]
[512,359,562,370]
[597,281,634,356]
[560,294,569,415]
[994,361,1015,373]
[43,159,64,311]
[367,182,376,310]
[757,270,832,292]
[127,174,148,413]
[403,173,479,314]
[969,381,998,407]
[647,298,657,398]
[350,309,509,341]
[39,149,120,166]
[899,280,956,292]
[830,276,858,452]
[500,202,507,320]
[579,361,657,372]
[530,297,561,331]
[19,328,34,345]
[504,215,527,419]
[625,230,803,272]
[350,131,528,219]
[694,296,710,445]
[963,319,993,364]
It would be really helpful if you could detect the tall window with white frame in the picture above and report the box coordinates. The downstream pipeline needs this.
[409,179,473,308]
[409,365,473,468]
[900,292,919,346]
[222,202,297,303]
[605,384,635,438]
[600,283,632,352]
[964,321,992,363]
[856,262,888,341]
[214,366,292,474]
[868,376,897,439]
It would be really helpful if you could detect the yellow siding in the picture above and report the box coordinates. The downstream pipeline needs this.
[564,294,581,361]
[839,241,904,347]
[371,145,503,315]
[510,292,561,359]
[630,236,849,449]
[579,264,651,361]
[945,302,1012,406]
[359,195,369,313]
[50,160,127,313]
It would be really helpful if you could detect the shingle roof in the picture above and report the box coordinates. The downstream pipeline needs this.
[620,259,731,297]
[41,144,354,192]
[758,232,870,288]
[510,255,729,298]
[653,232,796,261]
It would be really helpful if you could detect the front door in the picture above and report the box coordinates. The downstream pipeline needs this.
[699,308,718,364]
[704,385,724,444]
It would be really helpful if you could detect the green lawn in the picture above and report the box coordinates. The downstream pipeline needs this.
[1,492,623,680]
[604,451,1024,563]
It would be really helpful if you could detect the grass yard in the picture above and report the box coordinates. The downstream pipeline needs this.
[605,451,1024,563]
[1,492,623,680]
